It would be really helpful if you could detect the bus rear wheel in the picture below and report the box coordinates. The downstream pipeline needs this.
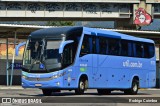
[75,78,87,95]
[124,79,139,95]
[42,89,52,96]
[97,89,111,95]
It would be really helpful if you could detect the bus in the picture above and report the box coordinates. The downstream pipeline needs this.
[22,27,156,96]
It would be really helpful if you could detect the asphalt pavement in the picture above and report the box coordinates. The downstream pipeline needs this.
[0,86,160,106]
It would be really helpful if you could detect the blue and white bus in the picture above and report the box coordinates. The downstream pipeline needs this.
[22,27,156,96]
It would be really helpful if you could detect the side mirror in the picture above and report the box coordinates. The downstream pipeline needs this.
[59,40,74,54]
[15,42,26,56]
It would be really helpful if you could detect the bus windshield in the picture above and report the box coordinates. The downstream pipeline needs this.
[23,38,62,73]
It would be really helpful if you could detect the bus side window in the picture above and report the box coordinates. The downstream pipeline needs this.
[128,42,134,57]
[108,38,120,55]
[135,42,143,58]
[149,44,155,58]
[121,40,128,56]
[80,35,91,57]
[143,43,149,58]
[62,44,73,68]
[91,36,97,54]
[99,37,108,55]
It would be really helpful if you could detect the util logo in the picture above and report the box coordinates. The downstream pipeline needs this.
[134,8,152,26]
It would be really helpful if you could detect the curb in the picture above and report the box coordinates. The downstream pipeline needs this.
[0,86,24,89]
[140,88,160,90]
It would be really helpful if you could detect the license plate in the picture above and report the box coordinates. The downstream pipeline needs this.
[35,84,42,87]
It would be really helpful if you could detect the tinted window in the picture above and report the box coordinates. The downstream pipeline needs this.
[62,43,74,68]
[80,35,92,57]
[121,40,129,56]
[133,42,155,58]
[108,38,120,55]
[80,35,155,59]
[148,44,155,58]
[135,43,143,58]
[128,42,134,57]
[99,37,108,55]
[45,40,61,59]
[92,36,97,54]
[143,43,150,58]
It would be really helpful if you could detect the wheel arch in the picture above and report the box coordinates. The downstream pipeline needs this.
[131,75,140,88]
[77,74,88,88]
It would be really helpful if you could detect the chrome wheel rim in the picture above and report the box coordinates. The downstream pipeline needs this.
[80,81,84,90]
[133,83,138,92]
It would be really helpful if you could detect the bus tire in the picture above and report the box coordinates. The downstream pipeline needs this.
[124,79,139,95]
[97,89,111,95]
[75,78,87,95]
[42,89,52,96]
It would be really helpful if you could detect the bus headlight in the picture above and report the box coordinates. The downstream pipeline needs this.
[52,75,58,79]
[22,75,26,79]
[52,71,66,79]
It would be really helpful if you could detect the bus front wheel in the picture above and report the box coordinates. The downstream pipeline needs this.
[42,89,52,96]
[75,78,87,95]
[124,79,139,95]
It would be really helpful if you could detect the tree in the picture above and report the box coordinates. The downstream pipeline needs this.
[46,21,75,26]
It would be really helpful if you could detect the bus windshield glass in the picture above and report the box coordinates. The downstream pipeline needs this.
[23,38,62,72]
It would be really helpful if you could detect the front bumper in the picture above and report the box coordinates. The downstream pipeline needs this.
[22,77,63,89]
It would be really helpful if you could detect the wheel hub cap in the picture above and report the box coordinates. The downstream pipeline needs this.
[80,82,84,90]
[133,84,137,91]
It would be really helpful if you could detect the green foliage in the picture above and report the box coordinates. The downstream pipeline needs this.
[46,21,75,26]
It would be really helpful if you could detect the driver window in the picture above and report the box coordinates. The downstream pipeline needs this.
[62,43,74,68]
[80,35,92,57]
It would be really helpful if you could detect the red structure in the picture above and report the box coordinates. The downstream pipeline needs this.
[134,8,152,26]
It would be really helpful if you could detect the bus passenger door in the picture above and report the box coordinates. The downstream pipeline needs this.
[77,32,94,88]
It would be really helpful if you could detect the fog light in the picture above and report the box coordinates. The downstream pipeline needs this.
[56,82,60,86]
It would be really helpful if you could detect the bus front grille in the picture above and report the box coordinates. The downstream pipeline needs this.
[25,77,53,81]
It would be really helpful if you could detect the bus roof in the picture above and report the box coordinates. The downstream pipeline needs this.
[30,26,83,39]
[30,26,154,43]
[83,27,154,44]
